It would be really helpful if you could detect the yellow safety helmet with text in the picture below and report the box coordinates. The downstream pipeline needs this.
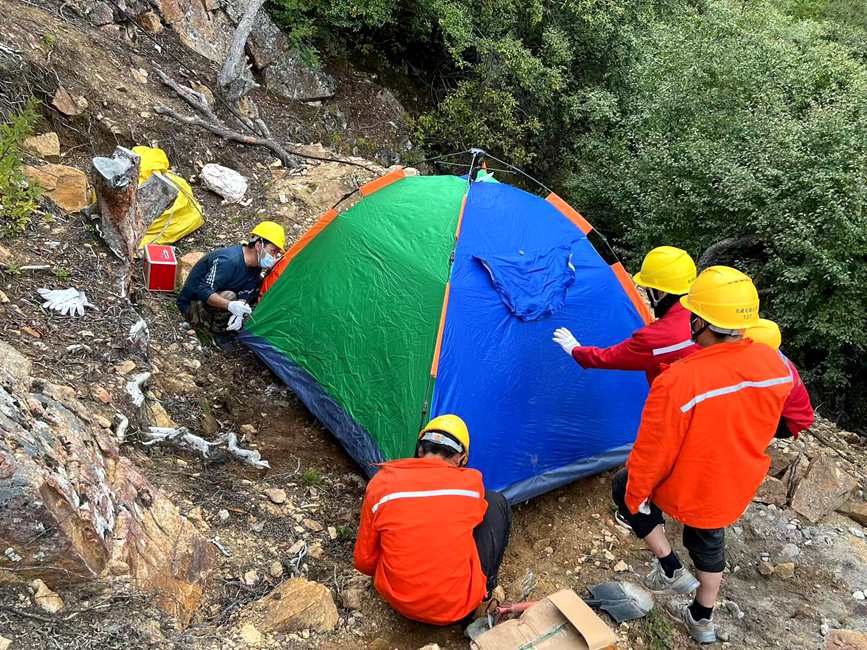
[419,414,470,458]
[250,221,286,251]
[633,246,696,295]
[680,265,760,330]
[745,318,782,350]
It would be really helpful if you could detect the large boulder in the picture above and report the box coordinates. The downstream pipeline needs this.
[262,55,336,102]
[0,341,215,625]
[242,577,338,633]
[790,454,857,523]
[23,164,89,212]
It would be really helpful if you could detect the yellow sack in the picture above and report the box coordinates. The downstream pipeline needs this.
[132,146,204,247]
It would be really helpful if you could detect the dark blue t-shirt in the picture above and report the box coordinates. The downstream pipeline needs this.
[176,245,262,313]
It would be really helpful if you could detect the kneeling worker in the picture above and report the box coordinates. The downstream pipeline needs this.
[176,221,285,333]
[745,318,815,438]
[354,415,511,626]
[553,246,699,385]
[611,267,793,643]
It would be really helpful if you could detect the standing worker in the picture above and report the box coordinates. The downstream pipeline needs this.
[745,318,815,438]
[354,415,512,626]
[553,246,699,385]
[610,266,793,643]
[176,221,285,334]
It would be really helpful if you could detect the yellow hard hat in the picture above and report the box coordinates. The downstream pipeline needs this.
[633,246,697,295]
[680,265,760,330]
[250,221,286,251]
[746,318,781,350]
[420,414,470,457]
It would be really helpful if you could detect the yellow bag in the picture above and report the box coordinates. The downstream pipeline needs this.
[132,146,204,247]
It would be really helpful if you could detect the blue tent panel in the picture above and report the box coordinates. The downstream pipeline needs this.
[431,182,649,502]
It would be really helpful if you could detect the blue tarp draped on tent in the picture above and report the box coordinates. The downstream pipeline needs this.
[431,182,649,502]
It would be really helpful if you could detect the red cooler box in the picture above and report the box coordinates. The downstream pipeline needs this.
[143,244,178,292]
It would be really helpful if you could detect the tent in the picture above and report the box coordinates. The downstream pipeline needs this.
[240,167,651,502]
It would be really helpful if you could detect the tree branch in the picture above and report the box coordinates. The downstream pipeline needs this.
[218,0,265,102]
[153,105,301,168]
[154,69,221,124]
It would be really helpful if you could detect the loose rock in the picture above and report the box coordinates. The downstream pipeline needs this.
[239,623,263,645]
[114,359,136,375]
[88,1,114,25]
[826,628,867,649]
[23,132,61,161]
[758,560,774,576]
[303,518,323,532]
[136,10,163,33]
[218,509,230,522]
[341,587,364,610]
[32,579,64,614]
[0,635,10,650]
[243,577,338,632]
[838,501,867,527]
[308,542,323,559]
[243,569,260,586]
[265,488,287,504]
[791,454,857,523]
[753,475,788,506]
[269,561,284,578]
[200,164,248,203]
[51,86,83,116]
[775,562,796,579]
[613,560,629,572]
[22,163,89,212]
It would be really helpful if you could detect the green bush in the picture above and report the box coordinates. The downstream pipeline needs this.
[565,2,867,425]
[0,102,42,237]
[271,0,867,426]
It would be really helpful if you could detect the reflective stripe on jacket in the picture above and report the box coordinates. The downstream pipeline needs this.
[625,340,792,529]
[570,302,699,384]
[781,355,814,437]
[353,457,488,625]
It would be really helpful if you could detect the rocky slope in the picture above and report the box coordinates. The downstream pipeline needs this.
[0,1,865,649]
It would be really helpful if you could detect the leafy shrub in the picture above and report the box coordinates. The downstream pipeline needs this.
[0,101,42,237]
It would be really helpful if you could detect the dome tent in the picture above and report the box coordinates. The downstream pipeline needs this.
[240,162,651,502]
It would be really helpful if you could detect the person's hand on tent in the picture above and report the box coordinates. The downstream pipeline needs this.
[228,299,252,318]
[553,327,580,355]
[226,313,244,331]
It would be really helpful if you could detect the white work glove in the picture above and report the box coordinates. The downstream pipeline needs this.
[638,499,651,515]
[38,287,96,317]
[226,313,244,332]
[227,300,252,318]
[552,327,580,355]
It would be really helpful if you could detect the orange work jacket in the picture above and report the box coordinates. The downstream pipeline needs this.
[353,457,488,625]
[625,339,792,529]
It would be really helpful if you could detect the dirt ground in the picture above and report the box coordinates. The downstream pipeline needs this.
[1,1,866,648]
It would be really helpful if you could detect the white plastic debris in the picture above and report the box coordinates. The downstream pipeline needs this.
[125,371,152,407]
[128,318,150,348]
[38,287,96,317]
[200,163,248,203]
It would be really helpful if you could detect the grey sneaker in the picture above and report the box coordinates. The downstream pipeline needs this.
[644,561,700,594]
[666,600,717,644]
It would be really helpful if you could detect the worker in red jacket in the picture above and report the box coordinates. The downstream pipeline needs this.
[354,415,511,626]
[611,267,793,644]
[553,246,699,385]
[745,318,815,437]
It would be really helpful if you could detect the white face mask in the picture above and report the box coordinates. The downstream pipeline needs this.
[258,243,277,269]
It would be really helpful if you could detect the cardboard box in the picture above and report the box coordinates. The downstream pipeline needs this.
[143,244,178,292]
[472,589,617,650]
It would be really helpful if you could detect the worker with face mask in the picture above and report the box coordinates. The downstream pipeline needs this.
[176,221,285,334]
[553,246,700,386]
[610,266,794,643]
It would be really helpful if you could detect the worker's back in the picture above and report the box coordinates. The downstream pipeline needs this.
[354,457,488,625]
[628,340,792,529]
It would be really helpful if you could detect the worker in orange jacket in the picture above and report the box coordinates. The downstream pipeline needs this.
[553,246,700,386]
[745,318,815,438]
[354,415,511,626]
[611,266,792,644]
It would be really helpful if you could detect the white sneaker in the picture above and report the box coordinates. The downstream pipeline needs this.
[666,599,717,644]
[644,560,700,594]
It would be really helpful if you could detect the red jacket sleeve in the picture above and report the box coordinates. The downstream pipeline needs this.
[624,373,688,513]
[353,489,381,576]
[571,333,653,372]
[782,362,814,437]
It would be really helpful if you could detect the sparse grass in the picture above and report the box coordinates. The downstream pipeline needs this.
[53,266,70,281]
[301,467,323,486]
[0,100,42,237]
[336,525,353,542]
[641,607,674,650]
